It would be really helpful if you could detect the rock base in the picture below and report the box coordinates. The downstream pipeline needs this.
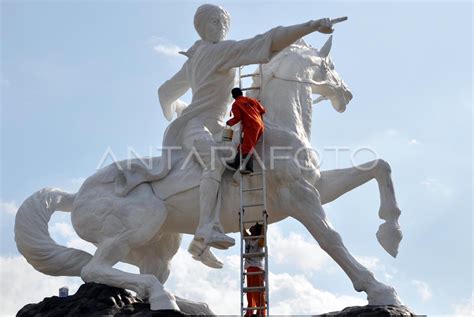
[321,305,417,316]
[17,283,213,316]
[17,283,417,316]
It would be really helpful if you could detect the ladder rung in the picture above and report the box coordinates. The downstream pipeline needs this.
[243,220,264,224]
[243,286,266,292]
[240,73,260,78]
[243,252,266,258]
[243,306,266,310]
[241,87,261,91]
[242,187,263,192]
[244,270,265,275]
[242,203,264,208]
[243,234,264,239]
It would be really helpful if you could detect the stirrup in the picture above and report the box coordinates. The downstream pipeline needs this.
[188,240,224,269]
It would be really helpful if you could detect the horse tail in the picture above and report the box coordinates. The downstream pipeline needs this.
[14,187,93,276]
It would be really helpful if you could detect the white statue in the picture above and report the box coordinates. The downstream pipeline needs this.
[14,5,404,313]
[118,4,335,253]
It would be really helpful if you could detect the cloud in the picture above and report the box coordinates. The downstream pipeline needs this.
[48,220,97,255]
[66,237,97,255]
[270,272,365,314]
[48,218,97,255]
[354,255,397,282]
[0,199,18,215]
[166,247,241,314]
[452,292,473,316]
[150,37,183,57]
[166,236,363,315]
[268,226,331,272]
[355,255,381,271]
[49,222,76,239]
[408,139,420,145]
[0,256,83,316]
[421,178,453,197]
[411,280,432,301]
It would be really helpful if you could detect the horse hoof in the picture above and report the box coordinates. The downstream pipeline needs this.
[376,221,403,258]
[149,293,180,311]
[367,283,403,306]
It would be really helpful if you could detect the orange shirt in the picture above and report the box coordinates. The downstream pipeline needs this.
[227,96,266,129]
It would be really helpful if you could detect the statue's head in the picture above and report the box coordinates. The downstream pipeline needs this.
[194,4,230,43]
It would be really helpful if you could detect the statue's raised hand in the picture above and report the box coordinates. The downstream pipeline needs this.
[312,18,334,34]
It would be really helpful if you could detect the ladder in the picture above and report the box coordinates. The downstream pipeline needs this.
[237,65,269,317]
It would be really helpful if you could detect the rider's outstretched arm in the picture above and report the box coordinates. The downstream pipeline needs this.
[271,18,333,53]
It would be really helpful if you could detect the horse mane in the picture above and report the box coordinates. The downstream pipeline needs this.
[246,42,316,141]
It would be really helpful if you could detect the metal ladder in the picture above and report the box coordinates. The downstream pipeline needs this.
[237,65,269,317]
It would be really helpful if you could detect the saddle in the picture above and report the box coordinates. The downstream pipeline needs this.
[112,156,203,200]
[106,127,241,199]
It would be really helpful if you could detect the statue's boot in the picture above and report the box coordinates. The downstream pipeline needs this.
[188,239,224,269]
[195,224,235,250]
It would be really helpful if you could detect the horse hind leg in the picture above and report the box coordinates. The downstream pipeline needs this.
[288,179,402,305]
[81,185,178,311]
[81,235,179,310]
[138,233,183,284]
[136,233,216,315]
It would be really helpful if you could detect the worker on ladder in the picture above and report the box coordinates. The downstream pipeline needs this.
[244,223,266,317]
[226,87,266,174]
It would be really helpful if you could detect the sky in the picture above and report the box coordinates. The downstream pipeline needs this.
[1,0,472,316]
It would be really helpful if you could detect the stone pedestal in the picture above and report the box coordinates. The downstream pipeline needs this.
[17,283,417,316]
[320,305,417,316]
[17,283,213,316]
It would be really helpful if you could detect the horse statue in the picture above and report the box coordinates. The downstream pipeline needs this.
[14,36,403,312]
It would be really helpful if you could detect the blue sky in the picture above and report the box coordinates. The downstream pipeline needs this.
[1,1,472,316]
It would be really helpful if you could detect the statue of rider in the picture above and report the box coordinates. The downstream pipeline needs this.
[157,4,334,253]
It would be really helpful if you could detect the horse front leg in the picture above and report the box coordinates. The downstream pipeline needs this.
[315,159,403,257]
[285,179,402,306]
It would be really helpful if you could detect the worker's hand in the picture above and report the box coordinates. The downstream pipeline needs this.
[312,18,334,34]
[226,120,232,126]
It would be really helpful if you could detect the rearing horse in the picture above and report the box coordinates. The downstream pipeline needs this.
[15,36,403,312]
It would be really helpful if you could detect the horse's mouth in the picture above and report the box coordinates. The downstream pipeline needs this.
[330,89,353,113]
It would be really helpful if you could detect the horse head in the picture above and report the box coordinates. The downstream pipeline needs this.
[264,36,352,113]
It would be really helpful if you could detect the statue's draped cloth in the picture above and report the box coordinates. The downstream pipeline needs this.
[115,28,278,196]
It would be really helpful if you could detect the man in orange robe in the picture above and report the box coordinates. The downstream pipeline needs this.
[244,223,266,316]
[226,87,266,174]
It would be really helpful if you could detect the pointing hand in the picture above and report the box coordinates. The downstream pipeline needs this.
[313,18,334,34]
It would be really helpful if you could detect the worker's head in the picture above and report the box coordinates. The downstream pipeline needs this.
[194,4,230,43]
[231,87,243,99]
[250,223,263,236]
